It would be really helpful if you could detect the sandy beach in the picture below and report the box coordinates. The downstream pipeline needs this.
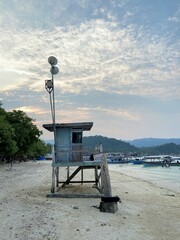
[0,161,179,240]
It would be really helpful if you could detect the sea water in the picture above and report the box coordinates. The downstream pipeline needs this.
[109,164,180,193]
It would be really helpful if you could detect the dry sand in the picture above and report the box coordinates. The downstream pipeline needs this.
[0,160,179,240]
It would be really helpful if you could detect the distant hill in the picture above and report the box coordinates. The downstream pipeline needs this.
[126,138,180,147]
[83,135,139,153]
[139,143,180,155]
[43,136,180,154]
[44,136,139,153]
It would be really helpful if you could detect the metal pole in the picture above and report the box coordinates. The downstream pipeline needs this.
[52,73,56,156]
[46,56,59,193]
[51,73,57,193]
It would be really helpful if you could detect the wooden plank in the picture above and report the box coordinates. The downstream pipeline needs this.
[94,166,99,186]
[52,161,102,167]
[81,168,83,185]
[59,180,97,184]
[46,193,104,198]
[100,154,112,197]
[51,166,56,193]
[61,166,82,187]
[67,166,70,180]
[56,167,59,187]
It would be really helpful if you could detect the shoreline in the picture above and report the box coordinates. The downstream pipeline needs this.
[0,161,179,240]
[109,164,180,194]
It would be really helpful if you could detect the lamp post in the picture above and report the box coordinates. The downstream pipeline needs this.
[45,56,59,193]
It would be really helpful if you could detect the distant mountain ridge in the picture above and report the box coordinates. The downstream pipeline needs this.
[43,136,180,154]
[83,135,138,153]
[44,137,180,148]
[126,138,180,147]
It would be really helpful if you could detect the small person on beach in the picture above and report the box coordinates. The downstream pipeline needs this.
[89,154,94,161]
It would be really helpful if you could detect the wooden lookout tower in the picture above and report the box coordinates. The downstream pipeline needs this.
[43,122,104,197]
[43,56,119,211]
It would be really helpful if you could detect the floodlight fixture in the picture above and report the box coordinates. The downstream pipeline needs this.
[45,80,53,93]
[50,66,59,75]
[48,56,58,66]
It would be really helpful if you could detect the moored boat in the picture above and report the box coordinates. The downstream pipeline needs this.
[143,160,163,167]
[143,155,180,167]
[106,153,129,164]
[143,155,162,167]
[107,157,129,164]
[168,159,180,166]
[132,158,144,164]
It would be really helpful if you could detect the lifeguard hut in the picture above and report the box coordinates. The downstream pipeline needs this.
[43,56,119,211]
[43,121,103,196]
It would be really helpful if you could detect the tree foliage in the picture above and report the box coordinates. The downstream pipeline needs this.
[27,140,52,158]
[0,114,18,156]
[6,110,42,156]
[0,108,50,161]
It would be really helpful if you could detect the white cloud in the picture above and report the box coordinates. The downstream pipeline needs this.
[14,106,47,115]
[0,18,179,101]
[0,1,179,139]
[168,6,180,22]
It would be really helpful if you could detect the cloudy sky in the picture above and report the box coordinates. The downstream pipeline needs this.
[0,0,180,140]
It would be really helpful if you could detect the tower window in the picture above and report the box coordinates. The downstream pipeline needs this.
[72,132,82,143]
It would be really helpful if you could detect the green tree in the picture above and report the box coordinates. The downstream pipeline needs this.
[27,139,51,158]
[0,114,18,159]
[6,110,42,157]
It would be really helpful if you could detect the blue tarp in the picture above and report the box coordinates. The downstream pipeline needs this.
[36,156,45,160]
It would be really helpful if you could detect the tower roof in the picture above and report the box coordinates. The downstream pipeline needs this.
[43,122,93,132]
